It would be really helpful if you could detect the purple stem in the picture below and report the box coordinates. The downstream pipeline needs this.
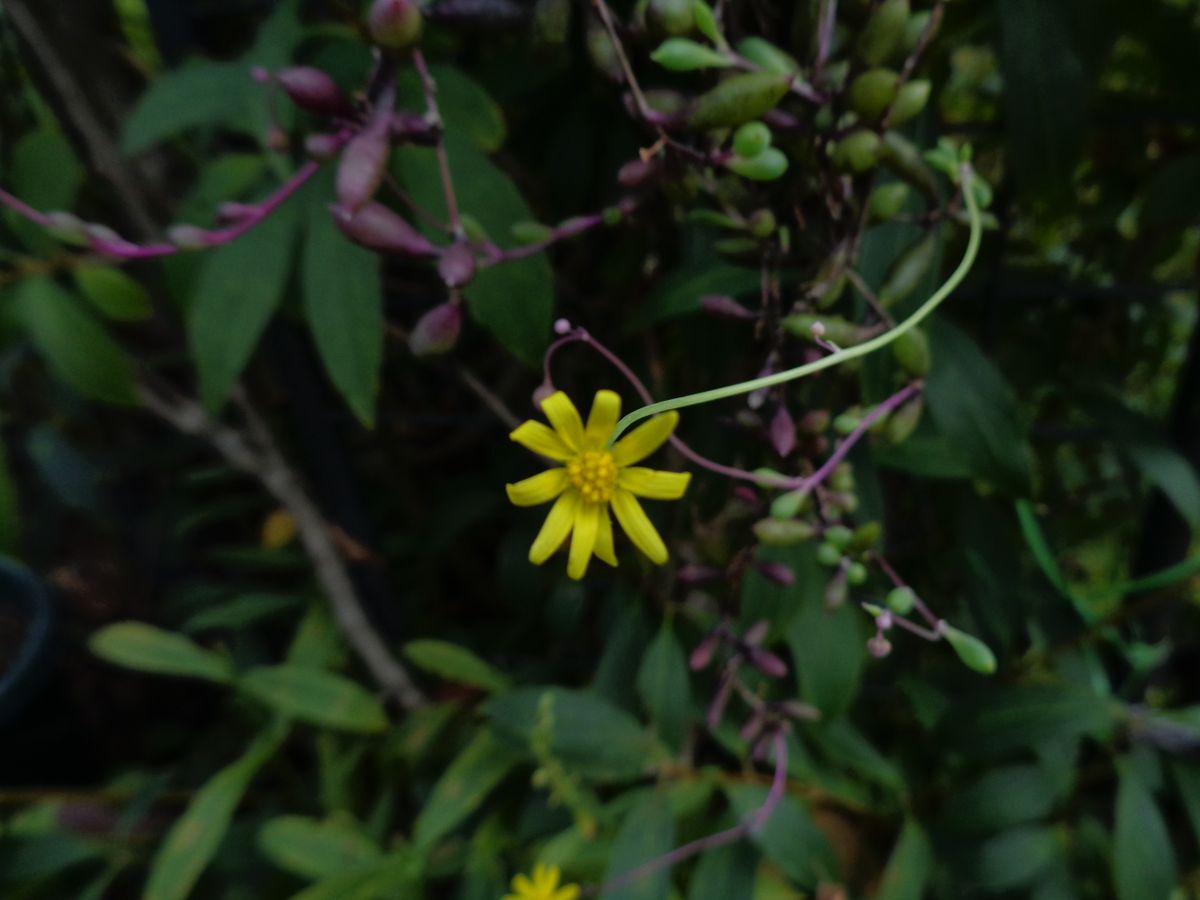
[0,159,325,261]
[412,50,463,237]
[581,731,788,896]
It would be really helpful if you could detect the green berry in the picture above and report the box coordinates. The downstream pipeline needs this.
[846,562,868,585]
[886,586,916,615]
[816,542,843,567]
[824,525,853,549]
[733,121,772,158]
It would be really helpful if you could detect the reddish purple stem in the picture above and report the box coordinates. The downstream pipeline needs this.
[581,730,788,896]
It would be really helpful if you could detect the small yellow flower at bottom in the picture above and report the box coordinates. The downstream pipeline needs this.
[506,390,691,580]
[503,862,580,900]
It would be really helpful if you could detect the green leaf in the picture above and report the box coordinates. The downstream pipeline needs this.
[303,175,384,426]
[240,665,388,734]
[940,766,1057,832]
[145,724,286,900]
[72,265,154,322]
[685,840,758,900]
[182,592,304,633]
[726,785,836,885]
[289,854,423,900]
[188,196,300,412]
[463,255,555,369]
[975,827,1061,891]
[785,594,865,718]
[636,620,692,750]
[486,687,665,782]
[402,639,511,693]
[1171,760,1200,851]
[16,278,138,406]
[945,685,1115,756]
[122,62,256,154]
[876,819,931,900]
[257,815,382,880]
[89,622,234,683]
[0,440,18,553]
[651,38,732,72]
[11,128,82,211]
[925,320,1033,494]
[413,728,521,849]
[1114,767,1177,900]
[600,792,675,900]
[395,65,506,152]
[629,262,760,328]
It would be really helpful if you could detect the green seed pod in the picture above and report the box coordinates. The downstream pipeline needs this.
[856,0,910,67]
[748,209,777,238]
[770,488,810,520]
[892,327,931,376]
[651,37,731,71]
[902,10,935,55]
[886,586,916,615]
[833,412,861,435]
[884,395,923,444]
[879,231,938,306]
[848,68,900,121]
[816,542,843,567]
[890,79,931,126]
[689,72,792,129]
[831,129,882,173]
[726,147,789,181]
[511,221,554,245]
[879,131,939,199]
[824,524,853,549]
[754,518,817,546]
[735,36,800,75]
[733,121,772,158]
[648,0,695,36]
[942,624,997,675]
[846,562,868,586]
[852,521,882,551]
[868,182,911,221]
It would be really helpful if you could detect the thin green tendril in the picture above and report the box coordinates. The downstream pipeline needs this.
[608,164,984,446]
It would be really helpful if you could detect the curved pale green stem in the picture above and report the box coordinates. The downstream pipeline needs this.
[608,165,984,445]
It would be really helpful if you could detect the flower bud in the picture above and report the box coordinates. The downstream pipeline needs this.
[747,646,789,678]
[532,381,556,408]
[389,112,438,145]
[700,294,754,319]
[857,0,909,67]
[726,147,788,181]
[688,72,791,129]
[868,182,911,221]
[277,67,352,117]
[735,37,800,75]
[166,225,210,250]
[330,202,438,257]
[689,632,719,670]
[769,488,810,521]
[367,0,423,50]
[336,121,390,212]
[769,404,796,457]
[437,240,476,288]
[409,303,462,357]
[941,623,997,675]
[733,121,771,158]
[867,634,893,658]
[617,157,660,188]
[677,564,722,586]
[831,130,882,173]
[753,518,815,546]
[754,558,795,586]
[849,69,900,121]
[305,132,343,160]
[742,620,769,645]
[886,586,916,615]
[650,37,728,71]
[647,0,694,36]
[892,328,931,377]
[890,79,931,126]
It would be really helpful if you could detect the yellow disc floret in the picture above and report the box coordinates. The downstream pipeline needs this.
[566,450,617,504]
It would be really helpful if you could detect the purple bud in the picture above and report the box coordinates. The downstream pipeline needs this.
[689,632,719,670]
[747,648,788,679]
[701,294,755,320]
[769,404,797,458]
[867,635,892,658]
[277,67,352,117]
[742,620,769,646]
[336,121,390,212]
[166,225,210,250]
[706,676,734,729]
[553,318,573,335]
[305,133,344,161]
[437,241,476,288]
[250,66,271,84]
[677,564,722,586]
[367,0,423,49]
[330,203,438,258]
[389,112,438,145]
[409,303,463,357]
[733,486,759,507]
[617,157,659,188]
[740,714,766,744]
[754,559,795,587]
[532,381,556,408]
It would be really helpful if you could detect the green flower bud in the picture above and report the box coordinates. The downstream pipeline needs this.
[726,147,789,181]
[892,328,931,376]
[770,488,810,520]
[648,0,695,36]
[890,79,931,126]
[848,68,900,121]
[689,72,791,129]
[902,11,935,55]
[831,129,882,173]
[651,37,731,71]
[856,0,909,67]
[814,271,848,309]
[852,521,882,550]
[735,36,800,75]
[748,209,777,238]
[886,586,916,615]
[366,0,422,50]
[733,121,772,158]
[824,524,853,549]
[833,412,861,435]
[829,462,854,492]
[942,623,997,675]
[884,396,923,445]
[868,182,911,221]
[754,518,817,546]
[846,561,868,585]
[816,542,843,567]
[511,221,554,245]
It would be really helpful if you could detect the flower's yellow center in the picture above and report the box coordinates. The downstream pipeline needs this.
[566,450,617,504]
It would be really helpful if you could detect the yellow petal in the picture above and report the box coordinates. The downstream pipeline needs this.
[584,390,622,447]
[611,488,668,564]
[554,887,581,900]
[540,392,585,451]
[594,505,618,566]
[534,863,553,886]
[567,502,600,580]
[618,467,691,500]
[511,421,572,461]
[506,468,569,507]
[511,874,534,894]
[529,491,579,564]
[612,411,679,466]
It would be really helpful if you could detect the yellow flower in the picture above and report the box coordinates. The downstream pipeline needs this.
[506,390,691,580]
[503,863,580,900]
